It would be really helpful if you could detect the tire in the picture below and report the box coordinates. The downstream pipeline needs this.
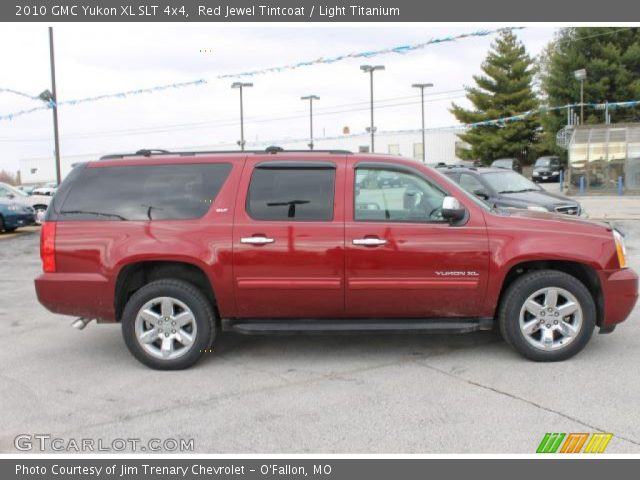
[0,216,4,232]
[121,279,216,370]
[33,205,47,225]
[498,270,596,362]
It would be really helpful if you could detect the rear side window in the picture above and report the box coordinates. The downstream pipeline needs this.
[247,165,335,221]
[459,173,485,193]
[59,163,231,221]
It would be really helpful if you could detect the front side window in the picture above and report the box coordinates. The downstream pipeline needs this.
[59,163,232,221]
[355,167,447,222]
[247,166,335,221]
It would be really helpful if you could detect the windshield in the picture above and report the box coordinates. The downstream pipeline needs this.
[535,158,550,167]
[482,171,542,194]
[1,183,28,198]
[492,159,512,168]
[535,157,558,167]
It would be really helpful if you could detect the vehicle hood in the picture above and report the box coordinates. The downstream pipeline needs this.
[501,208,611,231]
[498,189,577,207]
[533,165,559,172]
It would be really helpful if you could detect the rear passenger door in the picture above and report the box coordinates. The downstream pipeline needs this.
[232,157,346,318]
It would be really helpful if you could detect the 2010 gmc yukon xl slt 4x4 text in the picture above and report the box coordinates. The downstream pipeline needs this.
[35,149,638,369]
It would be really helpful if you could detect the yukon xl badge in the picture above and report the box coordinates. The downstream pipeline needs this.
[435,271,480,276]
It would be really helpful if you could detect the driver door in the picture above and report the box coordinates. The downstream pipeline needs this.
[345,163,489,318]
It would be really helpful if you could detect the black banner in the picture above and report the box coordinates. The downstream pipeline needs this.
[3,459,640,480]
[4,0,640,22]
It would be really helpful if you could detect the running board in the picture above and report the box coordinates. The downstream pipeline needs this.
[222,318,493,335]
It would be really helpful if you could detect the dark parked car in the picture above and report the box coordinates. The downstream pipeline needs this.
[443,167,583,215]
[0,197,36,232]
[491,158,523,174]
[532,156,565,183]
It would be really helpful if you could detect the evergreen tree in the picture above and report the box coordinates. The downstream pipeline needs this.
[451,30,539,164]
[539,27,640,154]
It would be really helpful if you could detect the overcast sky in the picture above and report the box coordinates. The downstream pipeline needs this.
[0,24,556,173]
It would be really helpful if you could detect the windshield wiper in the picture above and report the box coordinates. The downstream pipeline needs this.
[499,188,539,194]
[61,210,127,220]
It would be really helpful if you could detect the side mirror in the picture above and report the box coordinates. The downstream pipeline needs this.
[442,196,466,223]
[472,188,489,200]
[6,192,15,199]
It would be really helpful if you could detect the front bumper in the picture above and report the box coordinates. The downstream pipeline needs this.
[599,268,639,327]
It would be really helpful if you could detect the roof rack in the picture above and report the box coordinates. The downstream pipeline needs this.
[446,165,478,171]
[99,146,352,160]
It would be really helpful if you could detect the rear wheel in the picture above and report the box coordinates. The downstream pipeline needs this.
[498,270,596,361]
[122,279,216,369]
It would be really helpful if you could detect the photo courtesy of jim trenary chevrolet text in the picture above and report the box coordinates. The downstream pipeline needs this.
[1,0,640,477]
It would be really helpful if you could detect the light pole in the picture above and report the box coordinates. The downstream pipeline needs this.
[412,83,434,162]
[38,27,61,185]
[301,95,320,150]
[574,69,587,125]
[360,65,385,153]
[231,82,253,150]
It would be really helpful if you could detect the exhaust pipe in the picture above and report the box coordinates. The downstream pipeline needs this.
[71,318,93,330]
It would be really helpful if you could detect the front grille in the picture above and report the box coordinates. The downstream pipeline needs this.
[555,204,580,215]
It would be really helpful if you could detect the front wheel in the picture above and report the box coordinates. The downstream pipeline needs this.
[33,205,47,225]
[498,270,596,361]
[122,279,216,369]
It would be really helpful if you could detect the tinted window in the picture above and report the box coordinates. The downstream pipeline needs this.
[459,173,485,193]
[355,167,447,222]
[247,166,335,221]
[59,163,231,221]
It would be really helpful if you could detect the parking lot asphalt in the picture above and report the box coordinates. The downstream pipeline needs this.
[0,219,639,454]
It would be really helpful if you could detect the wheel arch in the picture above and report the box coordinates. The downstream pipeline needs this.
[496,260,604,326]
[114,260,217,323]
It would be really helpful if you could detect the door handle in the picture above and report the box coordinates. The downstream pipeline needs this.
[352,238,387,246]
[241,236,275,245]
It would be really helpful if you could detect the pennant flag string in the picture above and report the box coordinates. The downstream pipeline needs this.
[0,27,522,121]
[217,27,522,79]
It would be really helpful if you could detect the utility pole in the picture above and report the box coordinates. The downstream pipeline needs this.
[360,65,385,153]
[48,27,61,184]
[412,83,433,162]
[231,82,253,151]
[301,95,320,150]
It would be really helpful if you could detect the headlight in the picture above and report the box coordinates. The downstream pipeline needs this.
[7,204,18,211]
[526,205,548,212]
[613,230,628,269]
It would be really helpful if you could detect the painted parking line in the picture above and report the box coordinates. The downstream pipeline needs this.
[0,226,40,240]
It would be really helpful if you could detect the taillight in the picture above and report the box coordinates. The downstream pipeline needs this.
[40,222,56,273]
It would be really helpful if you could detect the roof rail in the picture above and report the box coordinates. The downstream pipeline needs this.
[100,146,352,160]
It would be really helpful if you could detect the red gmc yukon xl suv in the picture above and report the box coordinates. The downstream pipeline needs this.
[35,148,638,369]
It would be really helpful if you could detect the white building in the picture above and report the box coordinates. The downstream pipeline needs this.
[19,129,467,184]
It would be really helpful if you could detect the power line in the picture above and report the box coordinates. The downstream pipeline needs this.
[0,90,465,142]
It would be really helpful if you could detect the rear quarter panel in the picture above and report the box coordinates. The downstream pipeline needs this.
[44,158,244,321]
